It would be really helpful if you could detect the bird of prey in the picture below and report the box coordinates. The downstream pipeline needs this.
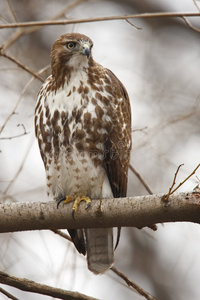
[35,33,131,274]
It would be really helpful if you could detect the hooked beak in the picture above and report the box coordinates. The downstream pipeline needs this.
[81,44,90,58]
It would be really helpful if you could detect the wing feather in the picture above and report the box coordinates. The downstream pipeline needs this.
[104,69,132,198]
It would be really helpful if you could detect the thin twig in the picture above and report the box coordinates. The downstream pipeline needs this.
[0,270,98,300]
[171,163,200,194]
[168,164,184,194]
[6,0,18,23]
[0,77,33,134]
[0,50,44,81]
[129,164,153,195]
[162,164,184,202]
[51,229,72,242]
[0,132,30,140]
[0,124,30,140]
[111,266,156,300]
[0,286,19,300]
[162,164,200,202]
[0,12,200,29]
[0,65,47,135]
[3,0,86,50]
[132,126,148,133]
[182,16,200,32]
[125,18,142,30]
[196,176,200,183]
[193,0,200,13]
[2,136,35,197]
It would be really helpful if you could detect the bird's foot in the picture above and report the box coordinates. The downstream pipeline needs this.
[57,195,73,208]
[72,195,91,219]
[57,194,91,219]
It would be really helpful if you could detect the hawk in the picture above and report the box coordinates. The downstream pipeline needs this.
[35,33,131,274]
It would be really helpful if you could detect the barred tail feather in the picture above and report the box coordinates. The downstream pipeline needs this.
[85,228,113,274]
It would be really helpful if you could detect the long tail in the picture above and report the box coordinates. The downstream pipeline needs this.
[85,228,113,274]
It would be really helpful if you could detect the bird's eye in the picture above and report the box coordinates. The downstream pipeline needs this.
[66,42,76,50]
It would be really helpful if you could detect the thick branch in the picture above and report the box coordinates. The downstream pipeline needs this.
[0,12,200,29]
[0,192,200,233]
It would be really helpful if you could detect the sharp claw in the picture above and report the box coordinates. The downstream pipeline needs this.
[72,209,75,220]
[86,201,91,210]
[58,195,91,218]
[57,197,66,208]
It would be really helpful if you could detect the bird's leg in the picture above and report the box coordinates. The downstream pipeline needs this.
[57,194,91,219]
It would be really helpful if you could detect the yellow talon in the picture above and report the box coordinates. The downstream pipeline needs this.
[62,195,73,204]
[72,195,91,219]
[57,195,73,208]
[72,196,91,214]
[57,194,91,219]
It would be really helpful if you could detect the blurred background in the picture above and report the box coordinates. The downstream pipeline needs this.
[0,0,200,299]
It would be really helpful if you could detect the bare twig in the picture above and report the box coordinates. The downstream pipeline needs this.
[196,176,200,183]
[162,164,184,202]
[0,124,29,140]
[51,229,72,242]
[0,286,19,300]
[0,12,200,29]
[193,0,200,13]
[17,123,27,134]
[129,164,153,195]
[0,65,47,135]
[132,126,148,133]
[169,164,184,192]
[6,0,18,23]
[125,19,142,30]
[2,136,35,197]
[111,266,156,300]
[0,132,30,140]
[3,0,86,50]
[171,164,200,194]
[0,270,98,300]
[182,16,200,32]
[162,164,200,202]
[0,50,44,81]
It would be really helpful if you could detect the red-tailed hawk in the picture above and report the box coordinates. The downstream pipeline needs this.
[35,33,131,274]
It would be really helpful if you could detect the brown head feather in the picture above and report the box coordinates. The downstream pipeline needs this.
[50,33,93,90]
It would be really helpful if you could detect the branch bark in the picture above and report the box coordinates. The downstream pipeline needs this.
[0,191,200,233]
[0,12,200,29]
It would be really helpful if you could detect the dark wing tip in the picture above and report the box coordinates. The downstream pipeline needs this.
[68,229,86,255]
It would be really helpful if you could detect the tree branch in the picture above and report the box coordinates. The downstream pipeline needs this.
[0,191,200,233]
[0,12,200,29]
[129,164,153,195]
[0,286,19,300]
[111,267,156,300]
[3,0,86,50]
[0,50,44,82]
[0,271,98,300]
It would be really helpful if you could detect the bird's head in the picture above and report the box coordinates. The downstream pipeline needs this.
[51,33,93,79]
